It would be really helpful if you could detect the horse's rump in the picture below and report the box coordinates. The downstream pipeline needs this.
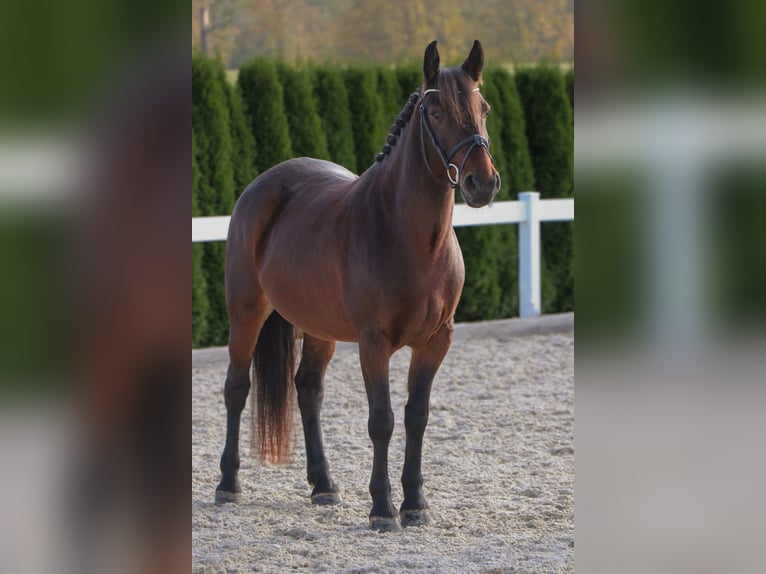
[228,158,361,342]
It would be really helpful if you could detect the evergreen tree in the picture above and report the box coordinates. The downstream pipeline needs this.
[192,55,235,216]
[238,58,293,173]
[479,73,509,180]
[192,132,209,347]
[311,63,357,172]
[515,66,574,312]
[343,65,383,173]
[192,54,236,345]
[276,62,330,160]
[454,223,504,322]
[395,63,422,101]
[216,62,257,198]
[565,67,574,114]
[487,68,535,196]
[377,66,403,131]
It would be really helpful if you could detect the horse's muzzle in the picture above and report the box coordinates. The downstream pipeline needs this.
[460,171,501,207]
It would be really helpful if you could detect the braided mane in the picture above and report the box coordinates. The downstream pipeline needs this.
[375,92,420,163]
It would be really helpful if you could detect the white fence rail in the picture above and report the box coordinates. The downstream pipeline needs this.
[192,192,574,317]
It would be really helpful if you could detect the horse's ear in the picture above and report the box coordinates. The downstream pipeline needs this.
[461,40,484,82]
[423,40,440,86]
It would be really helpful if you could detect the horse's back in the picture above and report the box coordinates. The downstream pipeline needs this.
[255,157,357,192]
[232,157,354,222]
[228,158,355,252]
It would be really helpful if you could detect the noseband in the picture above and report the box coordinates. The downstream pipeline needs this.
[419,88,492,188]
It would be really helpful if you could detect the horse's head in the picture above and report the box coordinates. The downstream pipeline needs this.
[420,40,501,207]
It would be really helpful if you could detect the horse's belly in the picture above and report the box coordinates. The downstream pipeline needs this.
[259,263,358,343]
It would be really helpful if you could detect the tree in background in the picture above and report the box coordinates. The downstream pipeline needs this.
[276,63,330,161]
[238,58,293,173]
[192,55,236,215]
[515,65,574,312]
[192,54,236,345]
[396,63,422,102]
[193,0,247,59]
[343,65,384,174]
[192,132,209,347]
[311,64,357,172]
[215,61,257,197]
[454,221,504,322]
[488,68,535,196]
[193,0,573,68]
[377,67,403,128]
[565,67,574,120]
[480,76,509,179]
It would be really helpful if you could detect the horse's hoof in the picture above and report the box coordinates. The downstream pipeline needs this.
[369,516,401,532]
[400,509,431,527]
[311,491,341,505]
[214,489,240,504]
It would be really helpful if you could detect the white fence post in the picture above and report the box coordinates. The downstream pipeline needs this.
[518,192,541,317]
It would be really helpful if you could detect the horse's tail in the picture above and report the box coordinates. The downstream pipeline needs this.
[251,311,296,464]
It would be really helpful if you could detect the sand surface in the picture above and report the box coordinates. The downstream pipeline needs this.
[192,317,574,573]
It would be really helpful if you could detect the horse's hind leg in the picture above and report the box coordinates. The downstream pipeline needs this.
[295,334,340,505]
[400,321,454,527]
[214,299,270,503]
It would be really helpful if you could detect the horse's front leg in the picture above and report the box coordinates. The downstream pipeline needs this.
[358,329,398,531]
[400,320,454,527]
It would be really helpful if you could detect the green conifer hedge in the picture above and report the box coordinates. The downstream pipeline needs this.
[277,63,329,161]
[396,63,422,101]
[311,64,357,172]
[216,63,257,197]
[238,58,293,173]
[565,67,574,113]
[343,65,384,174]
[192,131,209,347]
[192,55,236,346]
[377,67,403,133]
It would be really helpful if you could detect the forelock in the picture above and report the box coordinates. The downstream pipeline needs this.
[435,68,478,128]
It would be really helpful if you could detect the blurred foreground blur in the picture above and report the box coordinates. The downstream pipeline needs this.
[2,0,766,572]
[0,2,187,573]
[577,1,766,572]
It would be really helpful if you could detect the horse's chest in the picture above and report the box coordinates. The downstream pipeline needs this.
[400,264,460,306]
[383,253,464,345]
[343,236,464,346]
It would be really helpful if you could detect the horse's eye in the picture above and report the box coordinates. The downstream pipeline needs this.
[431,110,442,120]
[484,110,491,117]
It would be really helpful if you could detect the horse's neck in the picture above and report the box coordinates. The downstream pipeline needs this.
[362,118,455,256]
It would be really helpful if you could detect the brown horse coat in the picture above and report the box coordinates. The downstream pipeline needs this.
[216,40,500,530]
[227,155,464,349]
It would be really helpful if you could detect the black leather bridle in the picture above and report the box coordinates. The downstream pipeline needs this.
[419,88,493,188]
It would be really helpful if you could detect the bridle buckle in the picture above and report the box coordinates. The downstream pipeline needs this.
[447,163,460,186]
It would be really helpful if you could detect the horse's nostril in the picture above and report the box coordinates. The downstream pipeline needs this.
[464,174,476,193]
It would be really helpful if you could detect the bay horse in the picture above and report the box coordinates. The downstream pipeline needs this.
[215,40,500,531]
